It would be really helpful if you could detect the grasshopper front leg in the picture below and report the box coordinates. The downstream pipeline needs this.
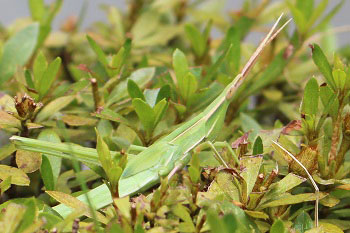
[167,141,238,180]
[167,152,191,180]
[194,141,239,166]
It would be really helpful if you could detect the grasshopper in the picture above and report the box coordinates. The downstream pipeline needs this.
[10,15,291,199]
[118,14,291,197]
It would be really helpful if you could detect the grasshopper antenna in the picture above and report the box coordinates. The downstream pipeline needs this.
[272,141,319,228]
[233,14,292,90]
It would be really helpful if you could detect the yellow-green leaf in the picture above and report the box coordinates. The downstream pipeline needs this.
[46,190,108,224]
[62,115,97,126]
[0,203,26,233]
[16,150,42,173]
[0,111,21,129]
[36,95,75,122]
[0,165,30,186]
[0,24,39,86]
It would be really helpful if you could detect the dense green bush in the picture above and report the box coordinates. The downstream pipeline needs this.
[0,0,349,232]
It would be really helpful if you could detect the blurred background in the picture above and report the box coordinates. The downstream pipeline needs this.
[1,0,349,46]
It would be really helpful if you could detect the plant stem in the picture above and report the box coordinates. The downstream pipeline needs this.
[90,78,102,112]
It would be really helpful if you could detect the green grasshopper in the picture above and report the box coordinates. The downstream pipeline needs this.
[10,15,291,199]
[118,14,291,197]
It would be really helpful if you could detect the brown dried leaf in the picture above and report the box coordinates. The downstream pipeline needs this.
[231,132,249,149]
[281,120,302,135]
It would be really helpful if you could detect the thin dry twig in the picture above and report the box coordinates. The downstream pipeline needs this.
[272,141,319,228]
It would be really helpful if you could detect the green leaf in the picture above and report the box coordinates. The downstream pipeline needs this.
[93,108,133,127]
[332,69,346,90]
[204,45,233,82]
[0,143,17,161]
[110,223,124,233]
[240,112,261,136]
[114,196,131,219]
[47,190,108,224]
[270,219,286,233]
[311,44,335,90]
[36,95,75,122]
[189,153,200,183]
[107,67,155,106]
[110,46,125,75]
[297,0,314,21]
[207,210,227,233]
[184,24,206,57]
[29,0,45,21]
[202,20,212,44]
[41,156,55,191]
[319,84,338,117]
[86,35,108,66]
[132,98,155,136]
[16,198,37,233]
[221,26,240,74]
[245,210,269,220]
[155,84,171,104]
[260,193,324,209]
[24,70,35,90]
[36,24,51,50]
[188,167,200,184]
[253,136,263,155]
[302,78,319,115]
[96,129,113,175]
[153,98,168,127]
[173,49,189,85]
[134,224,145,233]
[287,2,307,34]
[0,177,12,195]
[61,115,97,126]
[294,211,314,233]
[179,72,198,104]
[144,89,159,107]
[127,79,145,100]
[0,23,39,86]
[333,54,344,70]
[306,0,328,31]
[38,129,62,190]
[207,201,261,233]
[258,173,306,207]
[1,203,26,233]
[0,110,21,130]
[306,223,344,233]
[109,166,123,193]
[311,0,344,35]
[38,57,61,99]
[33,51,47,88]
[38,212,62,230]
[172,204,193,224]
[241,156,263,197]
